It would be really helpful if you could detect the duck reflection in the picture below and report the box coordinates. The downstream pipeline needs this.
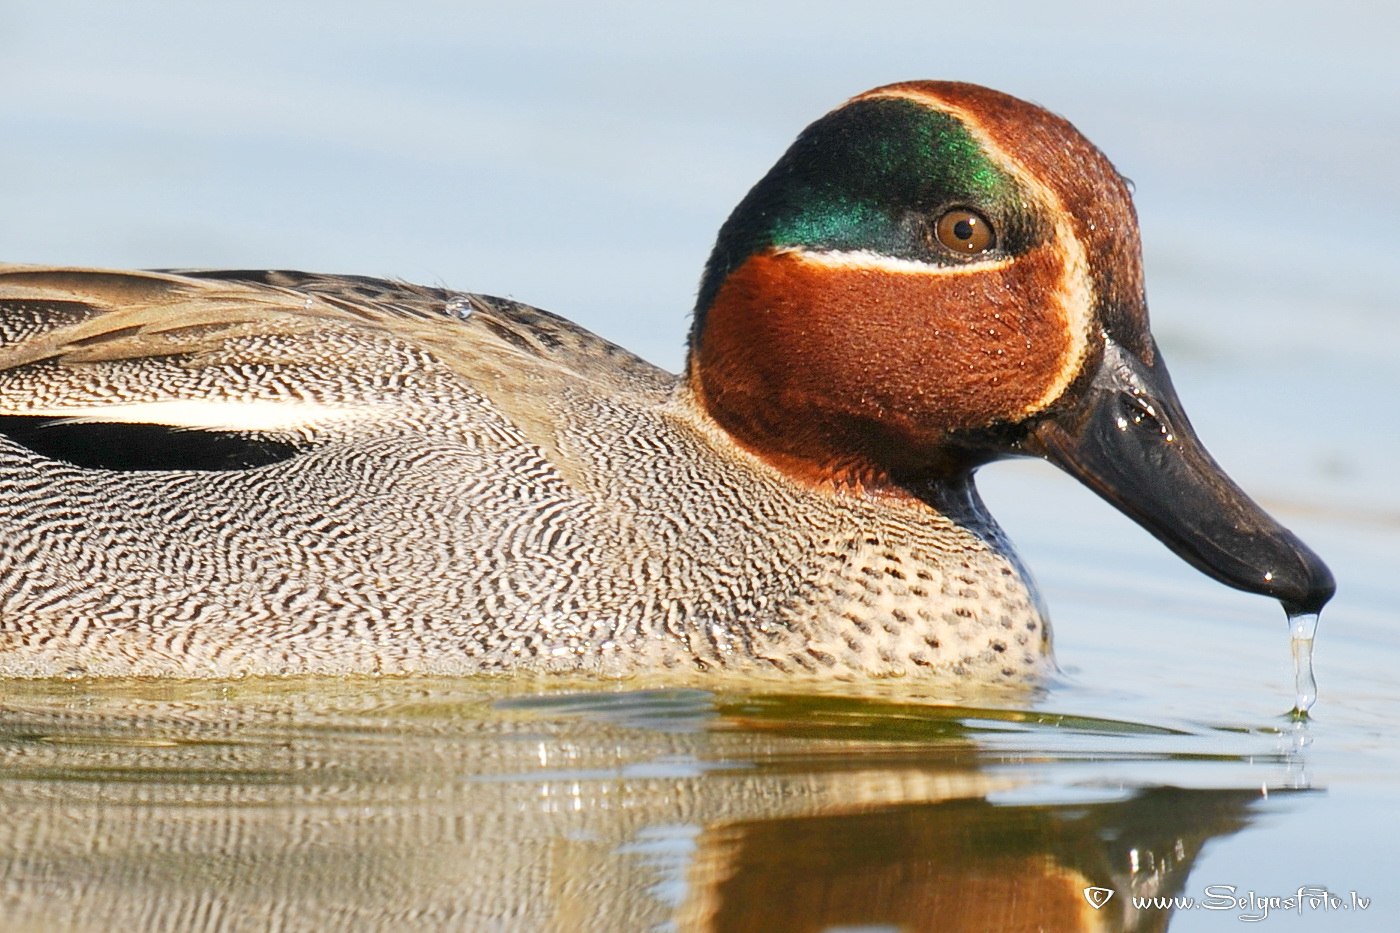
[0,680,1300,932]
[684,787,1261,933]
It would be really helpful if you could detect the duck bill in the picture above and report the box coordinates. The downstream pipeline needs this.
[1022,338,1335,616]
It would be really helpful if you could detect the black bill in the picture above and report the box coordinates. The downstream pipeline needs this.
[1023,338,1335,616]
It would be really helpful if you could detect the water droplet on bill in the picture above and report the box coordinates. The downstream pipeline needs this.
[445,297,474,321]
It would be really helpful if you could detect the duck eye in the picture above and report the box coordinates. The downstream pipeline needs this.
[933,209,996,254]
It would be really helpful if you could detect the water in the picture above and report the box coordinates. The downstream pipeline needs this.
[1290,613,1319,717]
[0,679,1337,931]
[2,2,1398,930]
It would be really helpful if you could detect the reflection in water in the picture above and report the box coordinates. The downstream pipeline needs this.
[0,680,1302,932]
[687,788,1260,933]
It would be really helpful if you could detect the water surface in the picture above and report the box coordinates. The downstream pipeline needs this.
[0,677,1334,931]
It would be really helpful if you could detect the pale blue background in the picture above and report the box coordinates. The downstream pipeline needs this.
[3,1,1395,510]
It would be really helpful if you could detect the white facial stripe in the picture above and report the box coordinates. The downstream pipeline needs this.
[16,400,373,433]
[788,248,1012,275]
[853,88,1097,416]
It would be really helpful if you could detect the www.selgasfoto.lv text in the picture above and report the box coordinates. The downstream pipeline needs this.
[1133,885,1370,921]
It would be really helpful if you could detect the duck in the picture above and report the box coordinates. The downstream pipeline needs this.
[0,81,1333,679]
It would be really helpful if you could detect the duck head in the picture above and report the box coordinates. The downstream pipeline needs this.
[688,81,1334,616]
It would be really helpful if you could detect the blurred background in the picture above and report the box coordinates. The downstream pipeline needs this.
[2,1,1394,509]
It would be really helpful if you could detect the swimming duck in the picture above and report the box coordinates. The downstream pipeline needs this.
[0,81,1333,679]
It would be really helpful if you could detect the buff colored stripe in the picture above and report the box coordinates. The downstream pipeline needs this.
[11,400,374,432]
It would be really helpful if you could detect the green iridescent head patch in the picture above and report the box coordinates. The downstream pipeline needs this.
[694,97,1031,325]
